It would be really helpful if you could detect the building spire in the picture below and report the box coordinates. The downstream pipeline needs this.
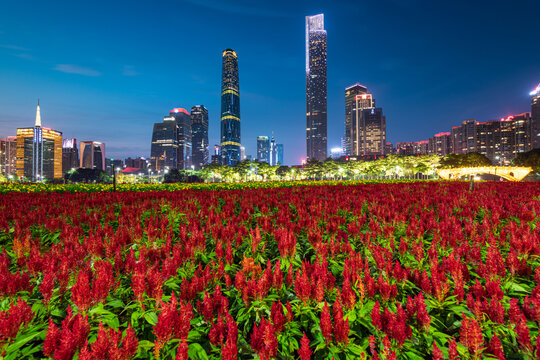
[35,99,41,127]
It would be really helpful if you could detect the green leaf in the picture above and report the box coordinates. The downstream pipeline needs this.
[144,311,158,326]
[188,343,209,360]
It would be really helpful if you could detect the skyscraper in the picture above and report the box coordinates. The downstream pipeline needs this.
[276,144,284,165]
[62,138,79,175]
[191,105,209,170]
[270,134,277,166]
[306,14,327,161]
[531,84,540,149]
[345,84,368,155]
[16,102,62,180]
[170,108,192,169]
[350,91,375,156]
[80,141,105,170]
[221,49,241,166]
[358,108,386,156]
[257,136,270,163]
[150,115,178,171]
[0,136,17,176]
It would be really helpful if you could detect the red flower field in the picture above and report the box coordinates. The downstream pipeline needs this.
[0,181,539,359]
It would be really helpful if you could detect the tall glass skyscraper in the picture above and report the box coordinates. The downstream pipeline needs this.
[306,14,327,161]
[257,136,270,163]
[191,105,209,170]
[16,102,63,181]
[345,84,368,155]
[220,49,241,166]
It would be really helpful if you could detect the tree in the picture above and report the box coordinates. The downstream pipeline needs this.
[513,148,540,173]
[440,153,491,168]
[65,168,111,183]
[276,166,291,180]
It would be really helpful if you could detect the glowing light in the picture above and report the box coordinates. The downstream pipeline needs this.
[171,108,190,115]
[530,84,540,96]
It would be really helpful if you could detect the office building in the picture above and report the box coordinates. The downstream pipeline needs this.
[531,84,540,149]
[359,108,386,156]
[306,14,327,161]
[125,157,148,171]
[191,105,209,170]
[220,49,241,166]
[270,134,277,165]
[80,141,105,170]
[257,136,270,163]
[170,108,192,170]
[16,103,62,180]
[384,142,394,155]
[240,146,246,161]
[345,84,368,155]
[150,114,178,171]
[62,138,79,176]
[276,144,284,165]
[1,136,17,176]
[350,91,376,156]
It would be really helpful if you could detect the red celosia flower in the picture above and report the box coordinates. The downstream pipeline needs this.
[40,271,55,305]
[298,332,312,360]
[432,341,443,360]
[251,317,277,360]
[487,335,505,360]
[333,299,349,344]
[371,301,382,330]
[71,269,92,313]
[285,300,293,322]
[320,301,333,343]
[459,316,483,357]
[448,338,459,360]
[416,293,430,331]
[175,341,189,360]
[0,297,34,342]
[271,302,286,334]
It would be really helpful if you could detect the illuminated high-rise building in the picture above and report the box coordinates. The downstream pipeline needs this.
[358,108,386,156]
[531,84,540,149]
[276,144,284,165]
[16,102,62,180]
[345,84,367,155]
[62,138,79,175]
[191,105,209,170]
[220,49,241,166]
[306,14,327,161]
[257,136,270,163]
[80,141,105,170]
[150,115,178,171]
[169,108,192,169]
[270,133,277,166]
[0,136,17,176]
[350,91,375,156]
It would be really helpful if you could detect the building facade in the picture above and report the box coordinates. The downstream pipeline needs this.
[306,14,327,161]
[531,84,540,149]
[170,108,192,169]
[80,141,105,170]
[350,92,376,156]
[395,141,429,156]
[359,108,386,156]
[16,103,62,180]
[344,84,368,155]
[428,132,452,156]
[62,138,79,176]
[150,115,178,171]
[257,136,270,163]
[276,144,284,165]
[0,136,17,176]
[220,49,241,166]
[191,105,209,170]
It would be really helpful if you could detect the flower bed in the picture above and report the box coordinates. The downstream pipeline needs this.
[0,181,539,359]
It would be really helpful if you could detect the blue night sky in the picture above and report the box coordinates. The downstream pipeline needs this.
[1,0,539,165]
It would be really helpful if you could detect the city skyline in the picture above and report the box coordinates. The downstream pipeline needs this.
[1,0,540,165]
